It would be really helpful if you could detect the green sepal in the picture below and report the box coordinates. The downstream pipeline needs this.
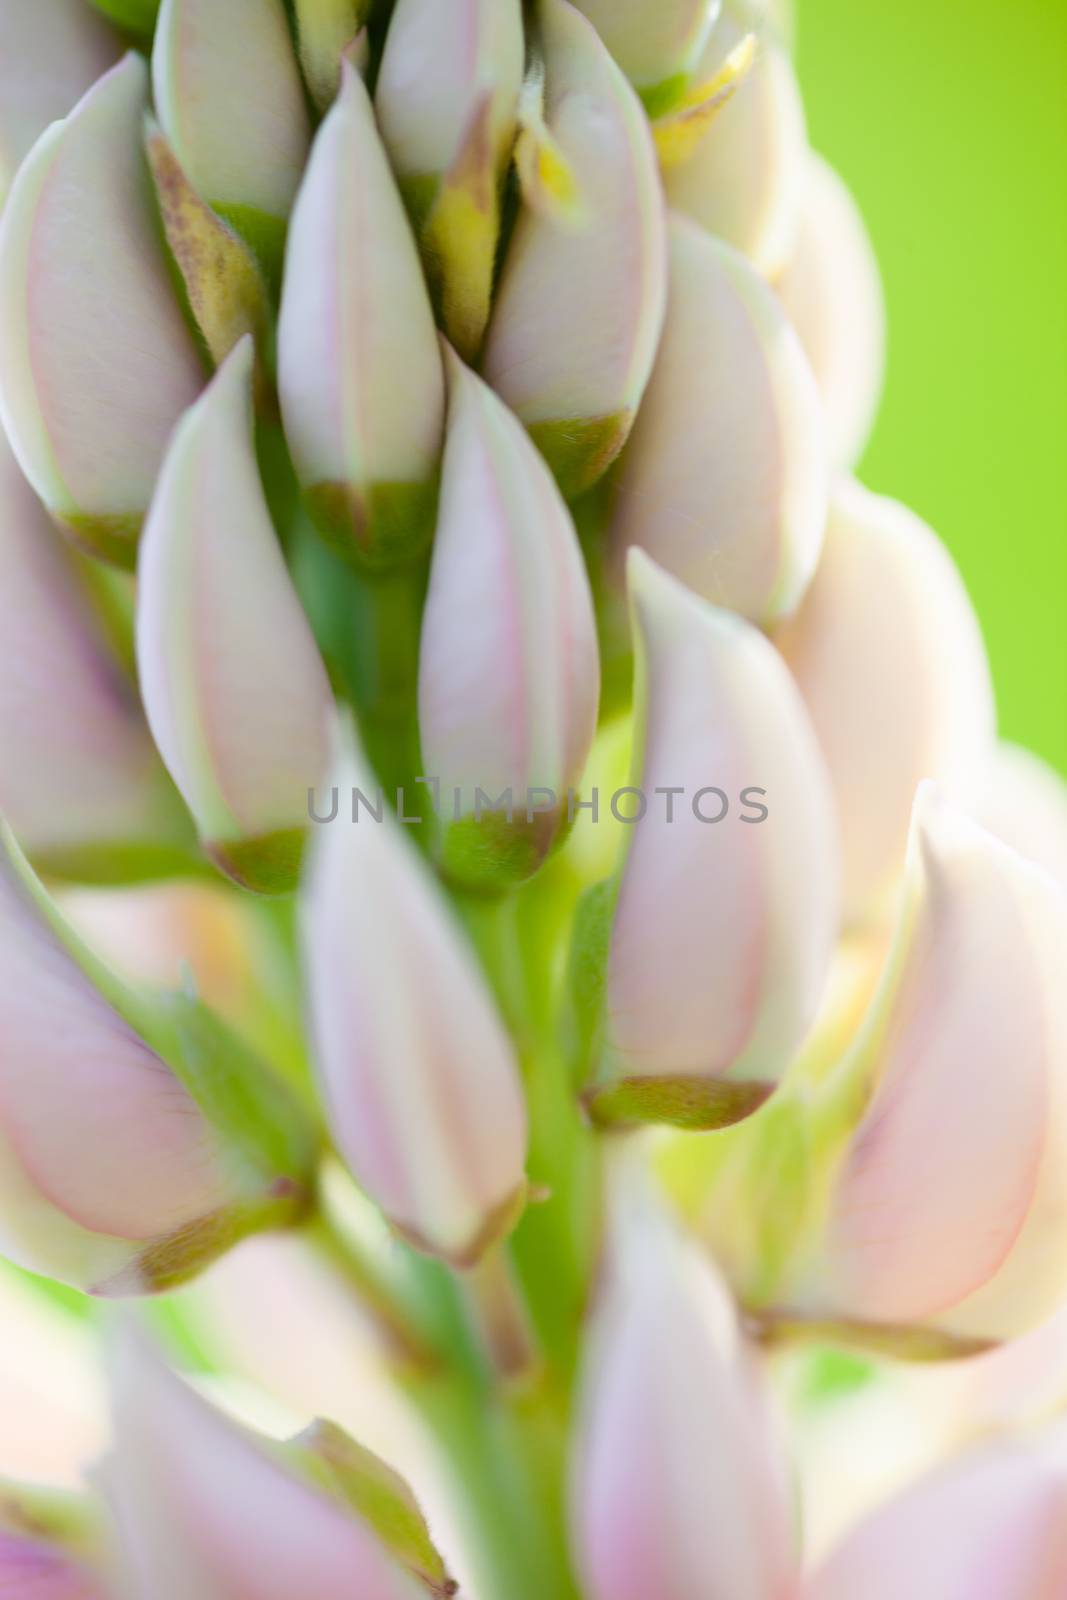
[288,1420,457,1596]
[638,72,692,120]
[146,125,273,384]
[526,412,633,501]
[583,1073,775,1133]
[205,827,307,896]
[58,508,141,570]
[305,477,439,574]
[86,0,160,37]
[211,203,288,299]
[436,808,566,896]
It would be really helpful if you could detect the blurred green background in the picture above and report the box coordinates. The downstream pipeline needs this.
[796,0,1067,775]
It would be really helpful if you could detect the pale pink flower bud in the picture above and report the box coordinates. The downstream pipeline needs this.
[136,337,335,894]
[0,1533,107,1600]
[0,426,191,875]
[775,155,886,469]
[0,824,312,1295]
[302,742,529,1266]
[586,551,838,1130]
[664,0,806,274]
[975,742,1067,893]
[775,482,995,926]
[610,213,827,627]
[277,61,445,568]
[0,54,204,565]
[376,0,523,189]
[573,0,721,109]
[482,0,667,498]
[808,1426,1067,1600]
[106,1329,430,1600]
[375,0,524,360]
[573,1211,797,1600]
[0,0,120,204]
[418,349,600,889]
[800,785,1067,1345]
[152,0,311,223]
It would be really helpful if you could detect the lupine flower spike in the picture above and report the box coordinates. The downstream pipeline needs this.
[0,3,1061,1595]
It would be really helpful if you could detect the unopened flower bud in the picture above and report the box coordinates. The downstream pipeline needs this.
[0,426,193,878]
[137,338,335,894]
[376,0,524,359]
[0,55,204,565]
[106,1329,437,1599]
[482,0,667,498]
[0,1486,108,1600]
[580,551,838,1130]
[302,742,528,1267]
[609,215,827,626]
[975,743,1067,893]
[573,0,722,112]
[796,785,1067,1346]
[573,1209,797,1600]
[0,823,314,1294]
[278,61,445,570]
[809,1425,1067,1600]
[664,0,807,276]
[0,1534,106,1600]
[775,155,886,469]
[418,349,599,890]
[775,482,995,926]
[0,0,119,205]
[152,0,310,234]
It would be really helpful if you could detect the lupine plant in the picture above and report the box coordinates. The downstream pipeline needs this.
[2,1,1067,1596]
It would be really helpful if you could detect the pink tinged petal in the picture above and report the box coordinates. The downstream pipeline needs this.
[808,1429,1067,1600]
[975,743,1067,894]
[573,0,721,96]
[0,1534,107,1600]
[610,215,827,625]
[603,552,838,1098]
[0,428,178,858]
[277,61,445,558]
[574,1217,797,1600]
[775,482,996,926]
[107,1330,426,1600]
[302,745,528,1266]
[775,155,885,469]
[418,350,599,835]
[0,0,120,203]
[664,0,807,276]
[815,787,1067,1340]
[376,0,524,182]
[136,338,334,853]
[0,54,204,553]
[0,828,227,1286]
[152,0,310,218]
[482,0,668,495]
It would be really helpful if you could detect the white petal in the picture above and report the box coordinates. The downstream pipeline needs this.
[775,481,995,925]
[153,0,310,218]
[137,338,334,869]
[302,743,528,1265]
[599,552,838,1117]
[0,55,203,556]
[609,215,827,624]
[775,154,885,469]
[664,0,807,275]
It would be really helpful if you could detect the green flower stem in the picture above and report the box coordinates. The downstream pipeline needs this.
[343,564,428,817]
[462,1243,538,1382]
[413,1368,584,1600]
